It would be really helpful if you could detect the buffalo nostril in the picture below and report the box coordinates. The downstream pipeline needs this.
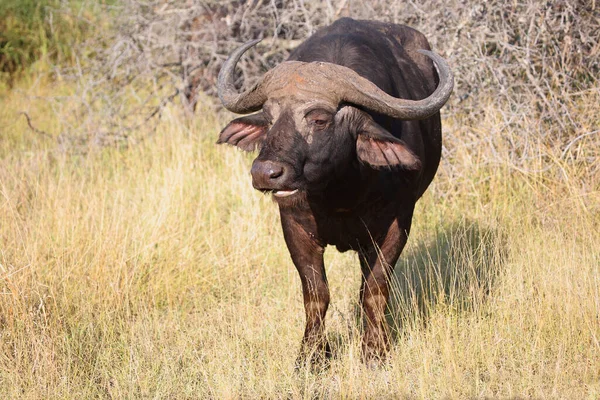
[269,166,284,180]
[251,160,288,189]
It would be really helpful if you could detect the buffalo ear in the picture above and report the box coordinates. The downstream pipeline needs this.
[356,119,421,170]
[217,112,269,151]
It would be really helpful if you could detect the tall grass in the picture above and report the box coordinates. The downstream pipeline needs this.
[1,77,599,398]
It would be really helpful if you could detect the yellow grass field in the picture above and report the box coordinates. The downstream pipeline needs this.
[1,80,599,398]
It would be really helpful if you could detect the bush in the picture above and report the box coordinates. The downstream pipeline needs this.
[19,0,600,172]
[0,0,93,82]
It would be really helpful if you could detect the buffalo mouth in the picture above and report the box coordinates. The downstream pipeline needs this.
[254,185,301,197]
[273,189,299,198]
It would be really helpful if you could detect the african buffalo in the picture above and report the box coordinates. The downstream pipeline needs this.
[217,18,453,365]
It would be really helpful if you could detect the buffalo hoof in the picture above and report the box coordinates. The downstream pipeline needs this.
[362,336,390,369]
[295,341,332,372]
[362,352,389,369]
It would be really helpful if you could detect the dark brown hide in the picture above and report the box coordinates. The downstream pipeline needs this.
[217,18,452,366]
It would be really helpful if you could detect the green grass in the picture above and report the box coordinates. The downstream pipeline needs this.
[0,0,100,84]
[0,79,599,398]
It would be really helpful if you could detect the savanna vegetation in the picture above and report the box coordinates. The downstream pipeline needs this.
[1,1,599,398]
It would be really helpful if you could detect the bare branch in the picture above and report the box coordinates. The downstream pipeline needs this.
[20,112,53,139]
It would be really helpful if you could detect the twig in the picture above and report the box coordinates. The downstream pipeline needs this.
[561,130,600,159]
[20,112,54,139]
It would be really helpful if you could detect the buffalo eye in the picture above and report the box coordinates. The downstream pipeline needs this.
[305,109,333,131]
[313,119,328,129]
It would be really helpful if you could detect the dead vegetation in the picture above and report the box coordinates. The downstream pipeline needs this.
[18,0,598,172]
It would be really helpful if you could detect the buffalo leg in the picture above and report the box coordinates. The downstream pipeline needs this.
[358,218,409,363]
[280,211,331,366]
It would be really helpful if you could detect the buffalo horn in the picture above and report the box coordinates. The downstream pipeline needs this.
[219,40,453,120]
[331,49,454,120]
[217,39,268,114]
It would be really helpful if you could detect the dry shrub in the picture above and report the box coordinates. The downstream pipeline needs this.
[28,0,599,171]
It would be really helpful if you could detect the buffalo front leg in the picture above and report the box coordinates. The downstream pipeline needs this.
[280,210,331,367]
[358,218,409,364]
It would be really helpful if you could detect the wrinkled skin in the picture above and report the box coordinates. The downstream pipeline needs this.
[218,18,447,367]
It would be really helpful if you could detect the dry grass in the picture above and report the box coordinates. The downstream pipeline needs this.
[1,76,599,398]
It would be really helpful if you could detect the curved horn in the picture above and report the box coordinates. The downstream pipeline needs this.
[217,39,268,114]
[331,49,454,120]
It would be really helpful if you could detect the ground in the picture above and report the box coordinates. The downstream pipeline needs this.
[0,81,599,398]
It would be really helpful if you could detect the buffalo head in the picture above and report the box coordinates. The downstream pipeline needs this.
[217,39,453,200]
